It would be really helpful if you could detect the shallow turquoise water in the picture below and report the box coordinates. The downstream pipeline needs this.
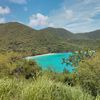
[26,53,75,73]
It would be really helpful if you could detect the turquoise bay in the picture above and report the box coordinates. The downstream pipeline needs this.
[26,53,75,73]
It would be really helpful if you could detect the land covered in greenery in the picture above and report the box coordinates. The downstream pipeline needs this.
[0,22,100,100]
[0,22,100,54]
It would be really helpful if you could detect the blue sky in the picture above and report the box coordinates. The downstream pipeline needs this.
[0,0,100,33]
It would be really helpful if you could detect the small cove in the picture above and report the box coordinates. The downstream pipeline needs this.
[26,52,75,73]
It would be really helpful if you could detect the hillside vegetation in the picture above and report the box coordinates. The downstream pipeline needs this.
[76,30,100,39]
[0,22,100,54]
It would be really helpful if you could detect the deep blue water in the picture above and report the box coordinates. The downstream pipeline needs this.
[26,53,75,73]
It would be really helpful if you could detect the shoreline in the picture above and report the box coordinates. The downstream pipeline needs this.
[25,52,72,59]
[25,53,57,59]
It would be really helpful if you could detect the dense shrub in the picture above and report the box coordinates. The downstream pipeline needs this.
[42,70,78,86]
[77,52,100,96]
[0,52,41,79]
[0,51,22,77]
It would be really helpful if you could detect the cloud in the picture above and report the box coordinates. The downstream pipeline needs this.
[78,0,100,4]
[0,6,11,15]
[65,10,74,20]
[0,17,6,23]
[9,0,27,4]
[29,13,48,27]
[46,0,100,32]
[26,0,100,32]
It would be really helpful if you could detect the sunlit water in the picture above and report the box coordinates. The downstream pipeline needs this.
[26,53,75,73]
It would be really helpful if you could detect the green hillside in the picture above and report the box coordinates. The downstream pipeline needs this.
[0,22,74,53]
[0,22,100,54]
[77,30,100,39]
[40,27,75,39]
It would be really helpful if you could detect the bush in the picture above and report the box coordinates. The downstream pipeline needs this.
[10,60,41,79]
[0,51,23,77]
[42,70,78,86]
[77,52,100,96]
[0,51,41,79]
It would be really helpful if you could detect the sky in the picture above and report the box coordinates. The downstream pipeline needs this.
[0,0,100,33]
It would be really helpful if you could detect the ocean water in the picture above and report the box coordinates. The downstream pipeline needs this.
[26,53,75,73]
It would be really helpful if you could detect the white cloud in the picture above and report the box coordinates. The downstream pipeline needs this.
[0,17,6,23]
[29,13,48,27]
[78,0,100,4]
[46,0,100,32]
[26,0,100,32]
[50,8,74,20]
[9,0,27,4]
[65,10,74,20]
[0,6,10,15]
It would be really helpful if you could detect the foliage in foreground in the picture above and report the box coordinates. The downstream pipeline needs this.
[0,51,41,79]
[0,50,100,100]
[77,52,100,96]
[63,50,100,96]
[0,76,97,100]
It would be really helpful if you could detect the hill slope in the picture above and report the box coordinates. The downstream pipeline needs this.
[0,22,75,52]
[39,27,74,39]
[0,22,100,53]
[76,30,100,39]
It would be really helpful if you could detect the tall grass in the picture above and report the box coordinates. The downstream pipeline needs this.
[0,76,95,100]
